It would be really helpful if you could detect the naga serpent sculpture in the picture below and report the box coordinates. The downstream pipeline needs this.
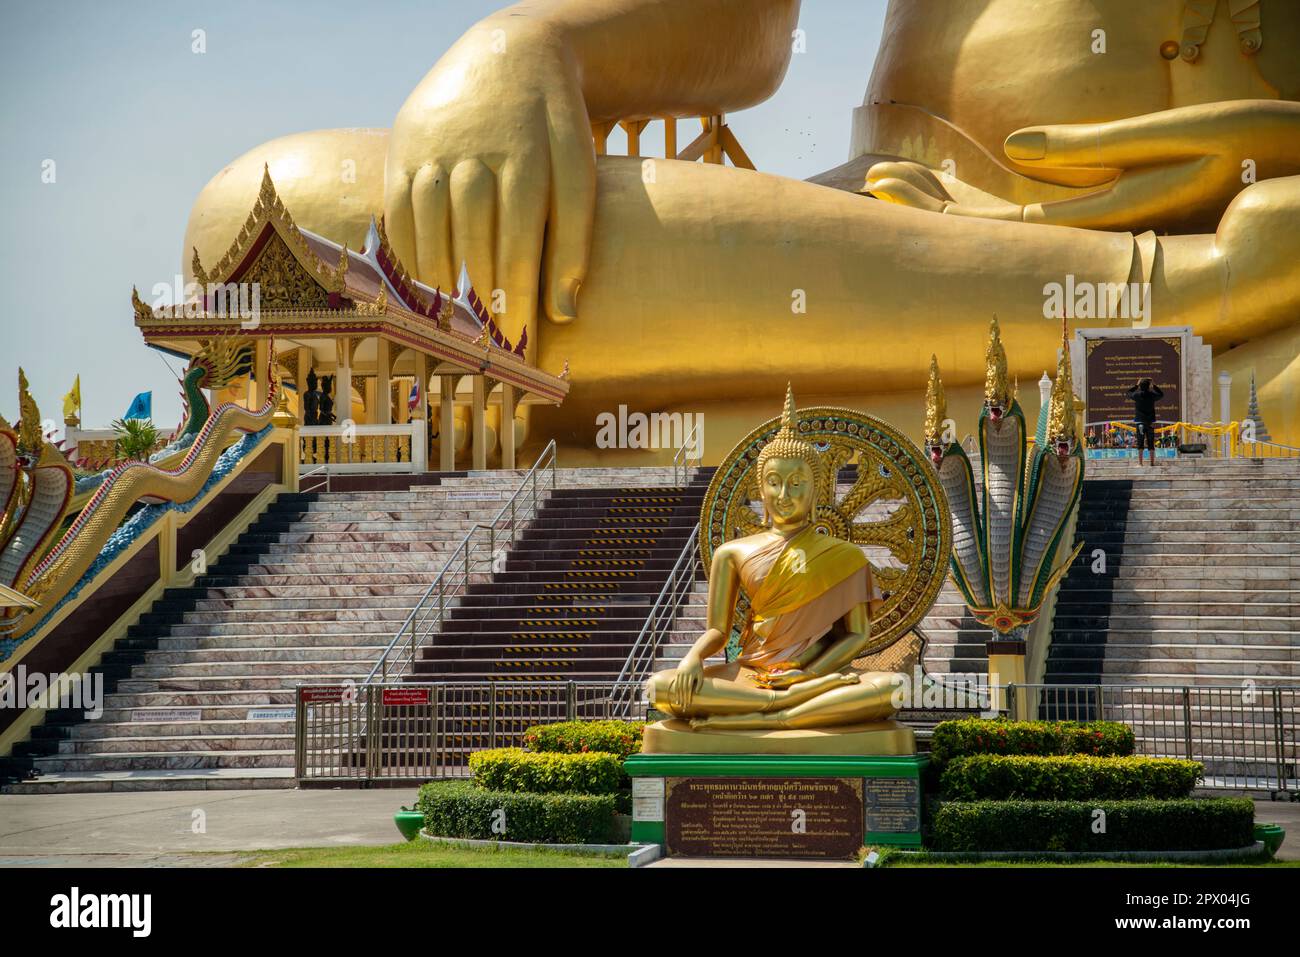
[924,317,1085,636]
[0,339,281,641]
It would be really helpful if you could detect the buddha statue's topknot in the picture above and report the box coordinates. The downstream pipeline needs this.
[755,384,823,488]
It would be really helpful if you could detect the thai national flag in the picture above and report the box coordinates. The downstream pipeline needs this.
[407,380,421,413]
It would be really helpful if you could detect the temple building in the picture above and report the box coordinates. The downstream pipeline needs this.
[132,167,569,472]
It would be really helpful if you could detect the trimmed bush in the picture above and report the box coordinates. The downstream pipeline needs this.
[417,780,616,844]
[469,747,623,795]
[940,754,1203,801]
[930,798,1254,853]
[522,720,644,758]
[930,718,1135,766]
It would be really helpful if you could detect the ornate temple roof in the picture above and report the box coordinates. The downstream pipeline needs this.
[132,167,563,403]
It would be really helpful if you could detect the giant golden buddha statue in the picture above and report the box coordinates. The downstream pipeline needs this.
[184,0,1300,455]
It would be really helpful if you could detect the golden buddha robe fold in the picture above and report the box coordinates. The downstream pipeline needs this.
[735,527,882,670]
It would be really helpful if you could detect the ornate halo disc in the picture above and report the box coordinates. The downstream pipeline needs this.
[700,406,952,658]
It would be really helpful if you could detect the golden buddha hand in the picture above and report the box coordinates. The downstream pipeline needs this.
[754,668,818,690]
[384,0,801,345]
[669,644,708,712]
[866,101,1300,231]
[384,12,595,342]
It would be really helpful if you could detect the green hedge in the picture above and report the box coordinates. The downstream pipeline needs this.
[940,754,1202,801]
[930,798,1254,852]
[417,781,617,844]
[469,747,623,795]
[521,720,644,759]
[930,718,1135,766]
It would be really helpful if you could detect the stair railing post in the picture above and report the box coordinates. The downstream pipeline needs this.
[1272,688,1286,795]
[489,682,498,750]
[1181,687,1194,761]
[566,680,576,721]
[432,683,441,778]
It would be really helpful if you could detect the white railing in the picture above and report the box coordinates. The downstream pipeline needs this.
[364,440,557,684]
[673,421,704,485]
[298,421,426,473]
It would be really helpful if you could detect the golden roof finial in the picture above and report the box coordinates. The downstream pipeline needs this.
[258,163,277,210]
[436,294,454,331]
[191,247,209,286]
[17,368,43,455]
[374,286,387,311]
[1047,318,1077,444]
[923,354,947,444]
[131,286,154,323]
[984,314,1010,408]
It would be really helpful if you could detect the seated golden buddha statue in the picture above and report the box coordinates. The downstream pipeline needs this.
[643,387,914,755]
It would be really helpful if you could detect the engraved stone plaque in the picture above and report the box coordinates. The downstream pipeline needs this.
[664,777,863,860]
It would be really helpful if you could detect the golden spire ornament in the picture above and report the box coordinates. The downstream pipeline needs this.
[1047,317,1078,446]
[17,368,43,456]
[984,315,1010,410]
[923,354,947,446]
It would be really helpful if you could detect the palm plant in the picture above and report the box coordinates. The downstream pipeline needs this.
[111,417,161,462]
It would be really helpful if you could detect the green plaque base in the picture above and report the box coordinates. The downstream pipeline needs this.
[625,753,927,857]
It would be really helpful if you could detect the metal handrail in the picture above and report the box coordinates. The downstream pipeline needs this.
[611,523,701,714]
[672,421,703,485]
[300,464,330,493]
[363,440,558,684]
[1239,439,1300,459]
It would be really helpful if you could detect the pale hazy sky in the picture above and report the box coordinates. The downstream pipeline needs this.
[1,0,887,429]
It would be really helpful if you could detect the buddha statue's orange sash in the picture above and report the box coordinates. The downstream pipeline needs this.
[735,525,880,670]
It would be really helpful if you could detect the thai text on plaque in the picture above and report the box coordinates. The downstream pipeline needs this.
[664,777,863,860]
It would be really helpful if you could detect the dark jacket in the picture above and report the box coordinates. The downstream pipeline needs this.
[1126,384,1164,423]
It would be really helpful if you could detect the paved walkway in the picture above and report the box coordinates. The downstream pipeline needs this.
[0,787,422,867]
[0,790,1295,867]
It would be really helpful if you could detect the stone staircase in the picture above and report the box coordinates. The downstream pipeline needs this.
[407,469,710,683]
[1045,458,1300,687]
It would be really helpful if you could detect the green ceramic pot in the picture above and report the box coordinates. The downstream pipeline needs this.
[1254,823,1285,856]
[394,807,425,842]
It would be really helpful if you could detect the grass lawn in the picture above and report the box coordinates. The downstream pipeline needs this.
[882,853,1298,868]
[234,840,627,869]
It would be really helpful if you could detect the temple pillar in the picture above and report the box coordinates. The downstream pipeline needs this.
[253,338,270,408]
[376,338,393,425]
[336,337,354,425]
[500,383,518,470]
[471,375,488,470]
[295,346,312,424]
[439,374,459,471]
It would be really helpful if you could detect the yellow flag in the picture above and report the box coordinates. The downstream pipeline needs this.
[62,375,81,418]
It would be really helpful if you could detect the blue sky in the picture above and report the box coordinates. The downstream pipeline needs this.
[0,0,886,429]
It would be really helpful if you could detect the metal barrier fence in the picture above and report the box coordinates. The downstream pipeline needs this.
[297,678,1300,794]
[1010,683,1300,796]
[296,680,646,784]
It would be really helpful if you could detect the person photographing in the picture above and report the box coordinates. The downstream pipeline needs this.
[1126,377,1165,466]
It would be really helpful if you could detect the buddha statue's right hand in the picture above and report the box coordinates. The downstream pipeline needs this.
[670,654,705,713]
[383,14,594,341]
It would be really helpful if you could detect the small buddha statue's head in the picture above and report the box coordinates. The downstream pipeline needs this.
[755,384,822,530]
